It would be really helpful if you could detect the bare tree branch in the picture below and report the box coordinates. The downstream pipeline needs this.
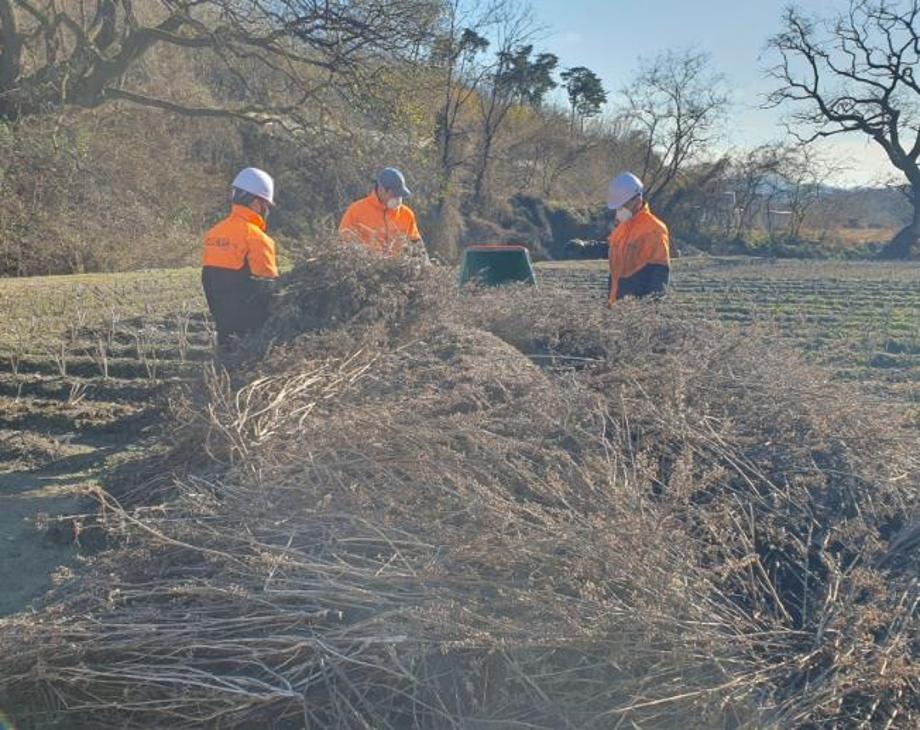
[765,0,920,252]
[0,0,439,121]
[619,48,728,208]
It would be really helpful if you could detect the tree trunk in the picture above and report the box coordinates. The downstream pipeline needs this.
[428,180,462,264]
[881,185,920,259]
[472,132,493,207]
[0,0,21,96]
[913,186,920,237]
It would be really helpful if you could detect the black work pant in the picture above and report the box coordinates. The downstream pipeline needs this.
[201,266,271,346]
[612,264,670,301]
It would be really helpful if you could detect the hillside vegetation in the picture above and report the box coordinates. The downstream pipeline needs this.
[1,1,916,277]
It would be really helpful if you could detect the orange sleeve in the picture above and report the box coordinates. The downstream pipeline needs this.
[660,225,671,260]
[247,231,279,278]
[339,205,356,236]
[407,210,421,242]
[607,230,620,304]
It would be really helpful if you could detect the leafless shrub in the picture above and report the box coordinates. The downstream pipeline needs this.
[47,335,70,378]
[1,249,915,729]
[66,380,88,407]
[6,317,33,379]
[134,327,160,382]
[263,240,452,352]
[175,304,194,364]
[106,308,122,352]
[67,307,88,344]
[88,337,110,380]
[201,317,218,352]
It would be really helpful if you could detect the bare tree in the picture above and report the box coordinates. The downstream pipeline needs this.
[0,1,436,126]
[426,0,514,261]
[726,145,786,238]
[774,146,842,240]
[724,143,839,240]
[431,4,493,187]
[531,115,601,198]
[766,0,920,257]
[620,49,729,210]
[426,0,554,258]
[471,3,556,207]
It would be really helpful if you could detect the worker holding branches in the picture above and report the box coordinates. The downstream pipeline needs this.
[201,167,280,348]
[569,172,671,303]
[605,172,671,303]
[339,168,424,256]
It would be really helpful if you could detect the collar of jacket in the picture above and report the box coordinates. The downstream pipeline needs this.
[230,204,267,230]
[620,202,651,229]
[365,192,400,213]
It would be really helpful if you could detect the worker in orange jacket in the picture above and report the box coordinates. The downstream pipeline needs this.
[201,167,279,347]
[606,172,670,304]
[339,168,423,256]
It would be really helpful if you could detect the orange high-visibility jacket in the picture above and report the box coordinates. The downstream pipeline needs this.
[202,205,279,279]
[339,193,421,256]
[608,203,670,303]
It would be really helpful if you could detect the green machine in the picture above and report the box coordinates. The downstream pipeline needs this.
[458,245,537,288]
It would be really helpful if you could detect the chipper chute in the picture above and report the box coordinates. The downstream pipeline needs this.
[458,245,537,288]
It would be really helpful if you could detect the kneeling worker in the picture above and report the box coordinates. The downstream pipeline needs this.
[606,172,670,304]
[339,168,423,256]
[201,167,279,347]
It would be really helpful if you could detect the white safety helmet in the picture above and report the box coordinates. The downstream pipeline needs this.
[607,172,644,210]
[232,167,275,206]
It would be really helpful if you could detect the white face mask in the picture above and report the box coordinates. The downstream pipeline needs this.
[615,207,633,223]
[386,196,402,211]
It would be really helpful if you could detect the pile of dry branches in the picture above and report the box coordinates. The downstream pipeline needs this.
[1,246,916,728]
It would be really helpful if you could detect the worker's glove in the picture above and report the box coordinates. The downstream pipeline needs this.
[566,239,587,252]
[570,240,610,260]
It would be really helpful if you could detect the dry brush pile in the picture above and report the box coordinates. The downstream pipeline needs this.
[0,245,916,729]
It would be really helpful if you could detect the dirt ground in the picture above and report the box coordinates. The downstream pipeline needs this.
[0,268,208,619]
[0,452,93,616]
[0,410,158,616]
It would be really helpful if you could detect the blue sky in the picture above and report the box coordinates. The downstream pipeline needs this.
[529,0,890,186]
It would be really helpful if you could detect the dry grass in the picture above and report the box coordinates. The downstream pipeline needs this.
[0,246,916,729]
[540,258,920,410]
[0,429,90,471]
[0,268,204,342]
[807,226,901,246]
[0,268,213,408]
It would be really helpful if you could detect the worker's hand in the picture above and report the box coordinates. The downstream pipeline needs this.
[406,239,433,266]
